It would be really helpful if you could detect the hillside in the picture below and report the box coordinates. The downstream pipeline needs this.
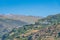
[0,14,41,24]
[0,17,28,40]
[2,14,60,40]
[0,14,41,40]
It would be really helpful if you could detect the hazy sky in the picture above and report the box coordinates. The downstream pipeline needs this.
[0,0,60,17]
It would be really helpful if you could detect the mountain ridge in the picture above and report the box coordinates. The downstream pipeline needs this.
[0,14,41,24]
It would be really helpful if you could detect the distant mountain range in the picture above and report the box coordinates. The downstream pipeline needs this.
[0,14,41,24]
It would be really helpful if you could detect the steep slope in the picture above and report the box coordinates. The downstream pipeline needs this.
[0,14,41,40]
[2,14,60,40]
[0,17,28,40]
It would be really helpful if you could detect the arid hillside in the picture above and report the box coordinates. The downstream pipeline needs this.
[3,14,60,40]
[0,14,41,40]
[0,14,41,24]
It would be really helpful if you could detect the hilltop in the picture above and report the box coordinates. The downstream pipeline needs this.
[0,14,41,24]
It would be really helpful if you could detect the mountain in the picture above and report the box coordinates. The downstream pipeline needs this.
[0,17,28,40]
[3,13,60,40]
[0,14,41,40]
[0,14,41,24]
